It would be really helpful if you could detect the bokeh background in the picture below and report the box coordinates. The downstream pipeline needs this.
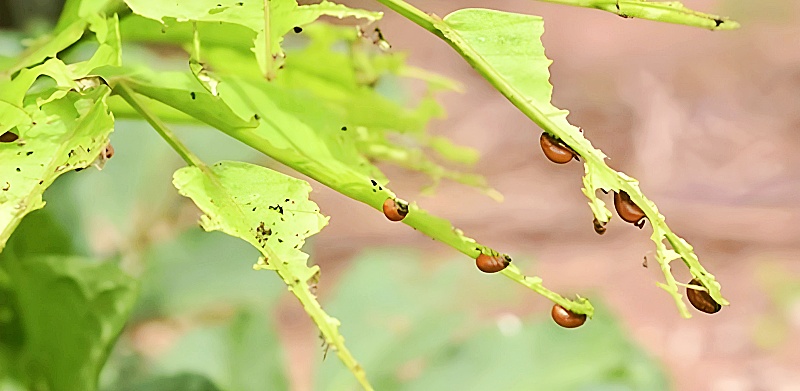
[2,0,799,390]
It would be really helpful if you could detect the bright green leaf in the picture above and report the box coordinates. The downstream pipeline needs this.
[98,66,257,131]
[172,160,372,389]
[0,86,115,254]
[122,0,381,79]
[172,161,327,277]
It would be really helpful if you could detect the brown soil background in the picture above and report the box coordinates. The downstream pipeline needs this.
[278,1,800,390]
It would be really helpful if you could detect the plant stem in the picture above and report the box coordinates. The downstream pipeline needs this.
[532,0,739,30]
[211,93,593,317]
[375,0,440,36]
[262,0,276,80]
[113,82,204,167]
[374,0,731,317]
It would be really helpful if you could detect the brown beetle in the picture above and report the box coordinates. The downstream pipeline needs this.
[614,191,646,228]
[475,253,510,273]
[551,304,586,328]
[0,131,19,143]
[382,198,408,222]
[592,218,607,235]
[686,278,721,314]
[539,133,577,164]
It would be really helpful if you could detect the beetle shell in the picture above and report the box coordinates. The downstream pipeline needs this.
[614,191,646,224]
[382,198,408,222]
[551,304,586,328]
[0,131,19,143]
[475,253,510,273]
[539,133,576,164]
[592,218,607,235]
[686,278,721,314]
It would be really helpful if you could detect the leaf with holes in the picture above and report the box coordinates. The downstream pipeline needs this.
[0,86,114,253]
[172,160,372,389]
[434,8,726,316]
[123,0,382,79]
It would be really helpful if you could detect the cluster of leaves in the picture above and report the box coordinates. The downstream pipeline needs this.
[0,0,737,388]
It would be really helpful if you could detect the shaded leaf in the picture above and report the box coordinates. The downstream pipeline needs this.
[113,372,224,391]
[0,254,138,391]
[0,20,87,78]
[151,310,289,391]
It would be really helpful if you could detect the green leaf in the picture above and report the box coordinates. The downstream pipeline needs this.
[0,20,87,78]
[434,8,726,316]
[151,309,289,391]
[534,0,739,30]
[136,229,286,317]
[0,254,138,391]
[172,161,373,389]
[98,66,257,131]
[122,0,382,79]
[113,373,224,391]
[172,161,326,282]
[0,85,115,253]
[192,23,495,197]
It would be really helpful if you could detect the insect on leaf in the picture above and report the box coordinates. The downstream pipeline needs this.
[434,8,727,316]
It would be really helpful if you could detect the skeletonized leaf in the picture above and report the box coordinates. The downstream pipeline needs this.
[435,8,726,315]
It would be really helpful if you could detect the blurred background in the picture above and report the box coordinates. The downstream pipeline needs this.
[2,0,799,390]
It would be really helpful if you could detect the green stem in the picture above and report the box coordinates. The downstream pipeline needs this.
[262,0,276,80]
[191,22,202,63]
[375,0,439,35]
[113,82,204,167]
[371,0,725,317]
[533,0,739,30]
[213,103,593,317]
